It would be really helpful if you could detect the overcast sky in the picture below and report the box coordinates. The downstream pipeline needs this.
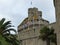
[0,0,55,30]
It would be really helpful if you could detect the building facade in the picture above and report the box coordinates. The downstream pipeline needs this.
[18,7,56,45]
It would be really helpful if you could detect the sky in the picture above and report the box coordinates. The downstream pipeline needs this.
[0,0,55,30]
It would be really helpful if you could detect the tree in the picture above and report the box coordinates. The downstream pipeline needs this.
[39,26,57,45]
[0,18,16,35]
[0,18,20,45]
[0,34,10,45]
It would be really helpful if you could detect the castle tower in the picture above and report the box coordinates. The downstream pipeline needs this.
[54,0,60,45]
[18,7,49,45]
[28,7,42,21]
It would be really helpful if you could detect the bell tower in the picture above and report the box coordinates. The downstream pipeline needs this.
[53,0,60,45]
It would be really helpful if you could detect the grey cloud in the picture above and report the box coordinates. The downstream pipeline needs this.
[0,0,55,30]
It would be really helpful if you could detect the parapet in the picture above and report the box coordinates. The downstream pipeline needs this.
[28,7,38,12]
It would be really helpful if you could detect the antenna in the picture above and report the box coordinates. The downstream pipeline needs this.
[30,1,33,7]
[31,1,32,5]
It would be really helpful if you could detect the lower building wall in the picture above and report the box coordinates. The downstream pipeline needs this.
[18,22,56,45]
[20,37,47,45]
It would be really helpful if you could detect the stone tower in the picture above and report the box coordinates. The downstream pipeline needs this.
[28,7,42,21]
[18,7,49,45]
[54,0,60,45]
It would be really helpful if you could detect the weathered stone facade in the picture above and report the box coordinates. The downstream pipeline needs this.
[18,7,56,45]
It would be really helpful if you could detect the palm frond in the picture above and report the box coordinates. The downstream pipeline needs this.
[0,18,5,28]
[2,21,11,27]
[0,18,19,45]
[39,26,56,44]
[5,25,14,29]
[2,29,16,34]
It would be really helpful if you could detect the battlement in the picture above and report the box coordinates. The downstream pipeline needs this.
[28,7,42,20]
[28,7,38,11]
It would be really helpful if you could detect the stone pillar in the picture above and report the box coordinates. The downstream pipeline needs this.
[53,0,60,45]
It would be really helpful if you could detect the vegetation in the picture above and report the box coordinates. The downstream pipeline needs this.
[0,35,9,45]
[39,26,57,45]
[0,18,19,45]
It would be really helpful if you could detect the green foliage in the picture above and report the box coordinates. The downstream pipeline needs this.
[0,18,16,35]
[0,34,10,45]
[39,26,56,44]
[0,18,20,45]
